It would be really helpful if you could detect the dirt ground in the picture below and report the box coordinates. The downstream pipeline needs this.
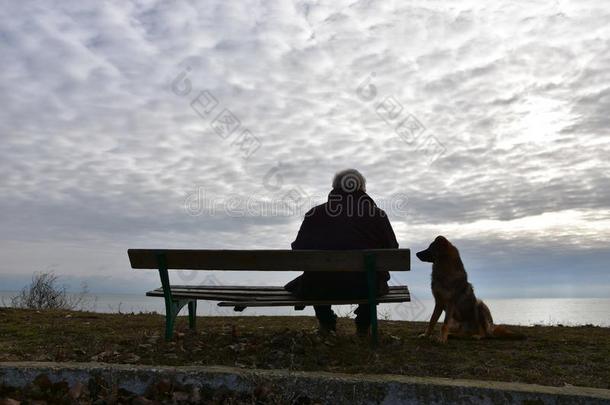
[1,308,608,390]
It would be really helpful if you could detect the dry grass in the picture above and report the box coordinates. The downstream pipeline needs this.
[0,308,608,389]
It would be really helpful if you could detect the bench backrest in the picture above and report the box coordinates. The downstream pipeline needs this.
[128,249,410,272]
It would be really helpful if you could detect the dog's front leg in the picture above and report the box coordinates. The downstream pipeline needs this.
[438,306,454,344]
[419,302,443,338]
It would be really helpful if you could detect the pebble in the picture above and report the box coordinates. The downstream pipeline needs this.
[0,399,21,405]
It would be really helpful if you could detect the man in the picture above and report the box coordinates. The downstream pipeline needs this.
[285,169,399,336]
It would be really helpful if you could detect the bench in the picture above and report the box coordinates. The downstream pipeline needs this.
[128,249,411,344]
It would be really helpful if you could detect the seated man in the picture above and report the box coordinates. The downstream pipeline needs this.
[285,169,399,336]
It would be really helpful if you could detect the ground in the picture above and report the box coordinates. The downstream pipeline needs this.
[0,308,608,391]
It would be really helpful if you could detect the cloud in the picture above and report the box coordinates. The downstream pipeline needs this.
[0,0,609,298]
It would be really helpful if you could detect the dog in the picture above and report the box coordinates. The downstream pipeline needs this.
[416,236,525,343]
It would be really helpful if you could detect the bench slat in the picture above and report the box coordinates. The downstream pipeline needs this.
[158,290,409,298]
[217,295,411,307]
[168,285,289,291]
[129,249,410,271]
[165,285,410,291]
[150,285,409,296]
[145,292,289,301]
[147,292,409,302]
[146,286,409,302]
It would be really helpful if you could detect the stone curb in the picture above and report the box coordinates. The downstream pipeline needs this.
[1,362,609,404]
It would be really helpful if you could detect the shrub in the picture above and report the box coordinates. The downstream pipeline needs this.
[10,272,91,310]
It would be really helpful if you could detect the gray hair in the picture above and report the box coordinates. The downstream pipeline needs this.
[332,169,366,193]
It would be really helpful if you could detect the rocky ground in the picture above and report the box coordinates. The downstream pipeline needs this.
[0,372,310,404]
[0,308,609,403]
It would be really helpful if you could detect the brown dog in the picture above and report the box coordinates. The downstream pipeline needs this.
[416,236,525,343]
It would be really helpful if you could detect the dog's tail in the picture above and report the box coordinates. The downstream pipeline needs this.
[491,325,527,340]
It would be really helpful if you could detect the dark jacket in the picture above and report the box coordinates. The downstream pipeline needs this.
[284,188,399,299]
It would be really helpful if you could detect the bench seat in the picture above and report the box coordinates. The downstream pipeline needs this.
[146,285,410,311]
[129,248,411,343]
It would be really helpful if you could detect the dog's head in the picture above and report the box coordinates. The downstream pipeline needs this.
[416,235,454,263]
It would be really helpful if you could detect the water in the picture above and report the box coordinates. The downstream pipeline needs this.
[1,291,608,327]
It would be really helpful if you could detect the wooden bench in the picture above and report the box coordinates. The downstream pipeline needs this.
[128,249,411,344]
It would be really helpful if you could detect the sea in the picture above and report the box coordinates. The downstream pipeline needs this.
[1,291,608,327]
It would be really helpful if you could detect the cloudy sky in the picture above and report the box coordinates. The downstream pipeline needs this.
[1,0,609,300]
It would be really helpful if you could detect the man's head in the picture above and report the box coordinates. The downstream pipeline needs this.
[332,169,366,193]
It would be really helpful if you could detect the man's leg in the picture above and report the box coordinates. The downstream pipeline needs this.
[314,305,337,334]
[354,304,372,337]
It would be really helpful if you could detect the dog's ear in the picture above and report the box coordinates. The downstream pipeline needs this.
[433,235,453,257]
[434,235,448,248]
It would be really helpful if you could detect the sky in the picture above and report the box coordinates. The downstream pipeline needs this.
[1,0,609,300]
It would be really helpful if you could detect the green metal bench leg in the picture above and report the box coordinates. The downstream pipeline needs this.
[156,251,199,340]
[365,253,378,346]
[188,300,197,330]
[164,309,175,341]
[156,252,177,341]
[165,300,192,340]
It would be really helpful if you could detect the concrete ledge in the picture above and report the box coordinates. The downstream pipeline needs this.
[1,362,609,404]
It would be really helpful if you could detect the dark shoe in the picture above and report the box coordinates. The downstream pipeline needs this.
[356,323,370,338]
[319,321,336,336]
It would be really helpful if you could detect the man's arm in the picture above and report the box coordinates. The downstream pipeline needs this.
[374,210,398,286]
[291,208,316,249]
[379,211,399,249]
